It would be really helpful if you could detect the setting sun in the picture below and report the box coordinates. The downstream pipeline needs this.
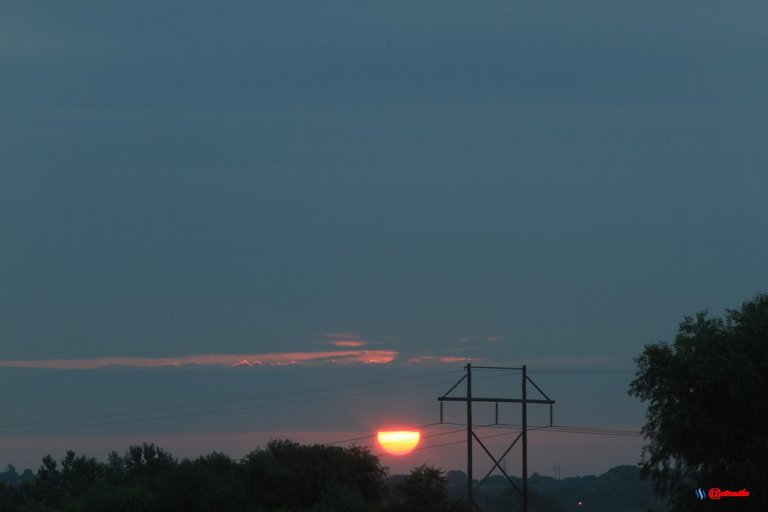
[377,430,421,455]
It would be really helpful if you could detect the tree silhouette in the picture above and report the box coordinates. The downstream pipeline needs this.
[242,439,387,511]
[387,464,465,512]
[629,293,768,510]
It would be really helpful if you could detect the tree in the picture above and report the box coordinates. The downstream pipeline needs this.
[170,452,246,512]
[0,481,23,512]
[387,465,465,512]
[628,294,768,510]
[0,465,20,486]
[30,455,65,508]
[59,451,104,498]
[241,439,388,511]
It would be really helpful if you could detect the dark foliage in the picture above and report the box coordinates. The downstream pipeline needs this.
[629,293,768,510]
[1,440,389,512]
[2,444,666,512]
[447,465,662,512]
[242,439,387,511]
[385,464,464,512]
[0,465,35,487]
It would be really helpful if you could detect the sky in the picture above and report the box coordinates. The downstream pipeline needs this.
[2,1,767,478]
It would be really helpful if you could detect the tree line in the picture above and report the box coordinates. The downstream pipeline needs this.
[0,440,464,512]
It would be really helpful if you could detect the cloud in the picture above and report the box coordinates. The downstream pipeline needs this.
[321,332,370,347]
[326,340,367,347]
[232,359,264,367]
[0,348,504,370]
[0,350,399,370]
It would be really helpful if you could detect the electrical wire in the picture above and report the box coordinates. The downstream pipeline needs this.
[0,368,640,438]
[0,381,454,436]
[373,426,522,457]
[0,369,463,431]
[528,369,634,375]
[330,421,641,458]
[437,422,641,437]
[0,369,517,436]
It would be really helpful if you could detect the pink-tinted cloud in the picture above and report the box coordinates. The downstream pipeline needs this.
[0,350,399,370]
[320,331,370,347]
[326,340,368,347]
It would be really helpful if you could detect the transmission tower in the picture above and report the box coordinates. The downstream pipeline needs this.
[438,364,555,512]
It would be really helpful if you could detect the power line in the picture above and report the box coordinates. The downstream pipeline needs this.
[434,422,641,438]
[1,367,634,432]
[330,422,642,459]
[0,368,641,437]
[0,370,519,436]
[0,369,463,431]
[0,382,451,436]
[374,427,523,457]
[528,369,634,375]
[328,423,487,446]
[329,423,516,455]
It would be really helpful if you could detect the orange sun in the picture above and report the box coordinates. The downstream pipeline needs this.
[377,430,421,455]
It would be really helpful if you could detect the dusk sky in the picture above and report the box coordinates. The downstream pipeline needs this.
[2,1,767,478]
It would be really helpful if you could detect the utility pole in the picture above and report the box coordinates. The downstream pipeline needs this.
[438,364,555,512]
[466,363,473,510]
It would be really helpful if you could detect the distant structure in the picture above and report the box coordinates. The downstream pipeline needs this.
[438,364,555,512]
